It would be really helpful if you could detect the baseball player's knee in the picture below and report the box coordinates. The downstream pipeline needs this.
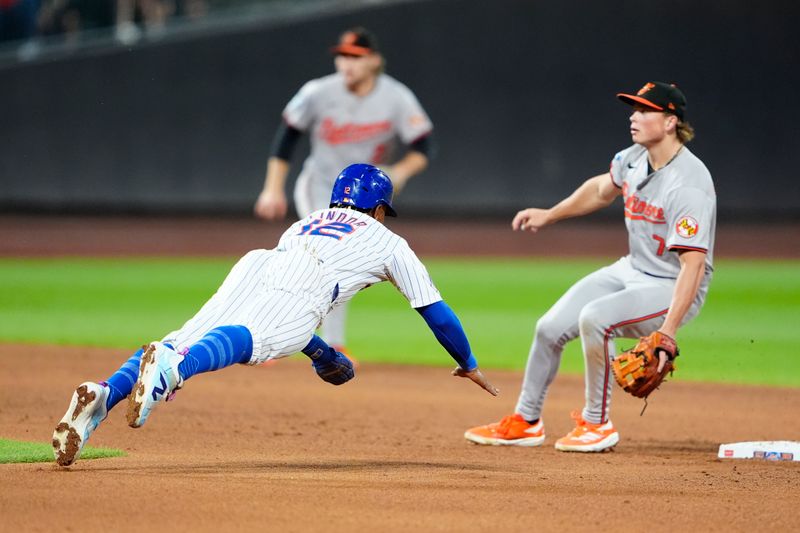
[577,303,607,337]
[534,314,570,349]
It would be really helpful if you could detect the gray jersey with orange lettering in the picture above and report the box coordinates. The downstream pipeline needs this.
[610,144,716,289]
[512,144,717,424]
[283,73,433,217]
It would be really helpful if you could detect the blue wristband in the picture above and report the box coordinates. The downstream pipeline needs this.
[302,335,336,364]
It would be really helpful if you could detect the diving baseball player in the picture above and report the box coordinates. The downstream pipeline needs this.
[254,27,434,352]
[53,164,496,467]
[465,82,716,452]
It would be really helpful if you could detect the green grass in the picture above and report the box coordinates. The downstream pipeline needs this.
[352,258,800,387]
[1,258,226,347]
[0,257,798,386]
[0,438,124,464]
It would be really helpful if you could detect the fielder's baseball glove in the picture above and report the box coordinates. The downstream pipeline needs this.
[612,331,679,398]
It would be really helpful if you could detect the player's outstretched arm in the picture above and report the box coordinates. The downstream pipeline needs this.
[513,172,621,232]
[416,301,498,396]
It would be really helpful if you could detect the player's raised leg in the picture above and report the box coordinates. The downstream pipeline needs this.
[127,325,253,428]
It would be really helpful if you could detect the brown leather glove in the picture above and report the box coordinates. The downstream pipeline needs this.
[612,331,679,398]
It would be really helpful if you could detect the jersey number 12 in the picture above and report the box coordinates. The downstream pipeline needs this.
[298,220,355,241]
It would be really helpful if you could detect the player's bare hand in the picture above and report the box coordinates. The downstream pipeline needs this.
[254,190,288,220]
[512,208,551,233]
[452,366,499,396]
[657,349,670,373]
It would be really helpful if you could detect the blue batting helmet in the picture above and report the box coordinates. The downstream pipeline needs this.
[329,164,397,216]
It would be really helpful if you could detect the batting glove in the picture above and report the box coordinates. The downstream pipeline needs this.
[312,352,355,386]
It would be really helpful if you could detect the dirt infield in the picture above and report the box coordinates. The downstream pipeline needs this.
[1,344,799,532]
[2,215,799,531]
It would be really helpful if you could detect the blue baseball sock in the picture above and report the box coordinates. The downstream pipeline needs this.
[102,348,143,410]
[177,325,253,381]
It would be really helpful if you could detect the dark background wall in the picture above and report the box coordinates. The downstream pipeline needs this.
[2,0,798,218]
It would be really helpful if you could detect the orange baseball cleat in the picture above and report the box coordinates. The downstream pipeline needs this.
[464,414,545,446]
[554,410,619,452]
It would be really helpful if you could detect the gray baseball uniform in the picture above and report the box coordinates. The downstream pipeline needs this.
[284,72,433,217]
[515,144,716,424]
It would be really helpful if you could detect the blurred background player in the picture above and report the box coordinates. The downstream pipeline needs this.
[465,82,715,452]
[54,164,495,467]
[253,26,434,354]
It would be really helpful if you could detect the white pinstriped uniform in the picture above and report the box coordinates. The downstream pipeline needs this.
[516,145,716,425]
[282,72,433,347]
[162,208,441,364]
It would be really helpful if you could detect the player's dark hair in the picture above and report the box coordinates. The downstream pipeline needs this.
[676,120,695,143]
[330,203,372,215]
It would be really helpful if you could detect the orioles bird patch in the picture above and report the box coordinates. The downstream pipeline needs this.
[676,216,699,238]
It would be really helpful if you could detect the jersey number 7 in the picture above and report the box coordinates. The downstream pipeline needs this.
[651,234,666,256]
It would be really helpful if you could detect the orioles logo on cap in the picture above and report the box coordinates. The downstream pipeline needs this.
[342,31,357,45]
[676,216,699,238]
[637,82,656,96]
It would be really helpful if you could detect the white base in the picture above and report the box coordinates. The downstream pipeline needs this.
[718,441,800,461]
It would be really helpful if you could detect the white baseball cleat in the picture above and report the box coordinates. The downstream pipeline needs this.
[126,342,184,428]
[52,382,109,467]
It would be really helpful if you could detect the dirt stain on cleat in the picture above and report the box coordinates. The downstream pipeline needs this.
[127,344,155,428]
[53,422,81,467]
[70,385,96,422]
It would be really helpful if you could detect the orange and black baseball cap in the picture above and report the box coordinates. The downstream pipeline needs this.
[331,27,379,56]
[617,81,687,120]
